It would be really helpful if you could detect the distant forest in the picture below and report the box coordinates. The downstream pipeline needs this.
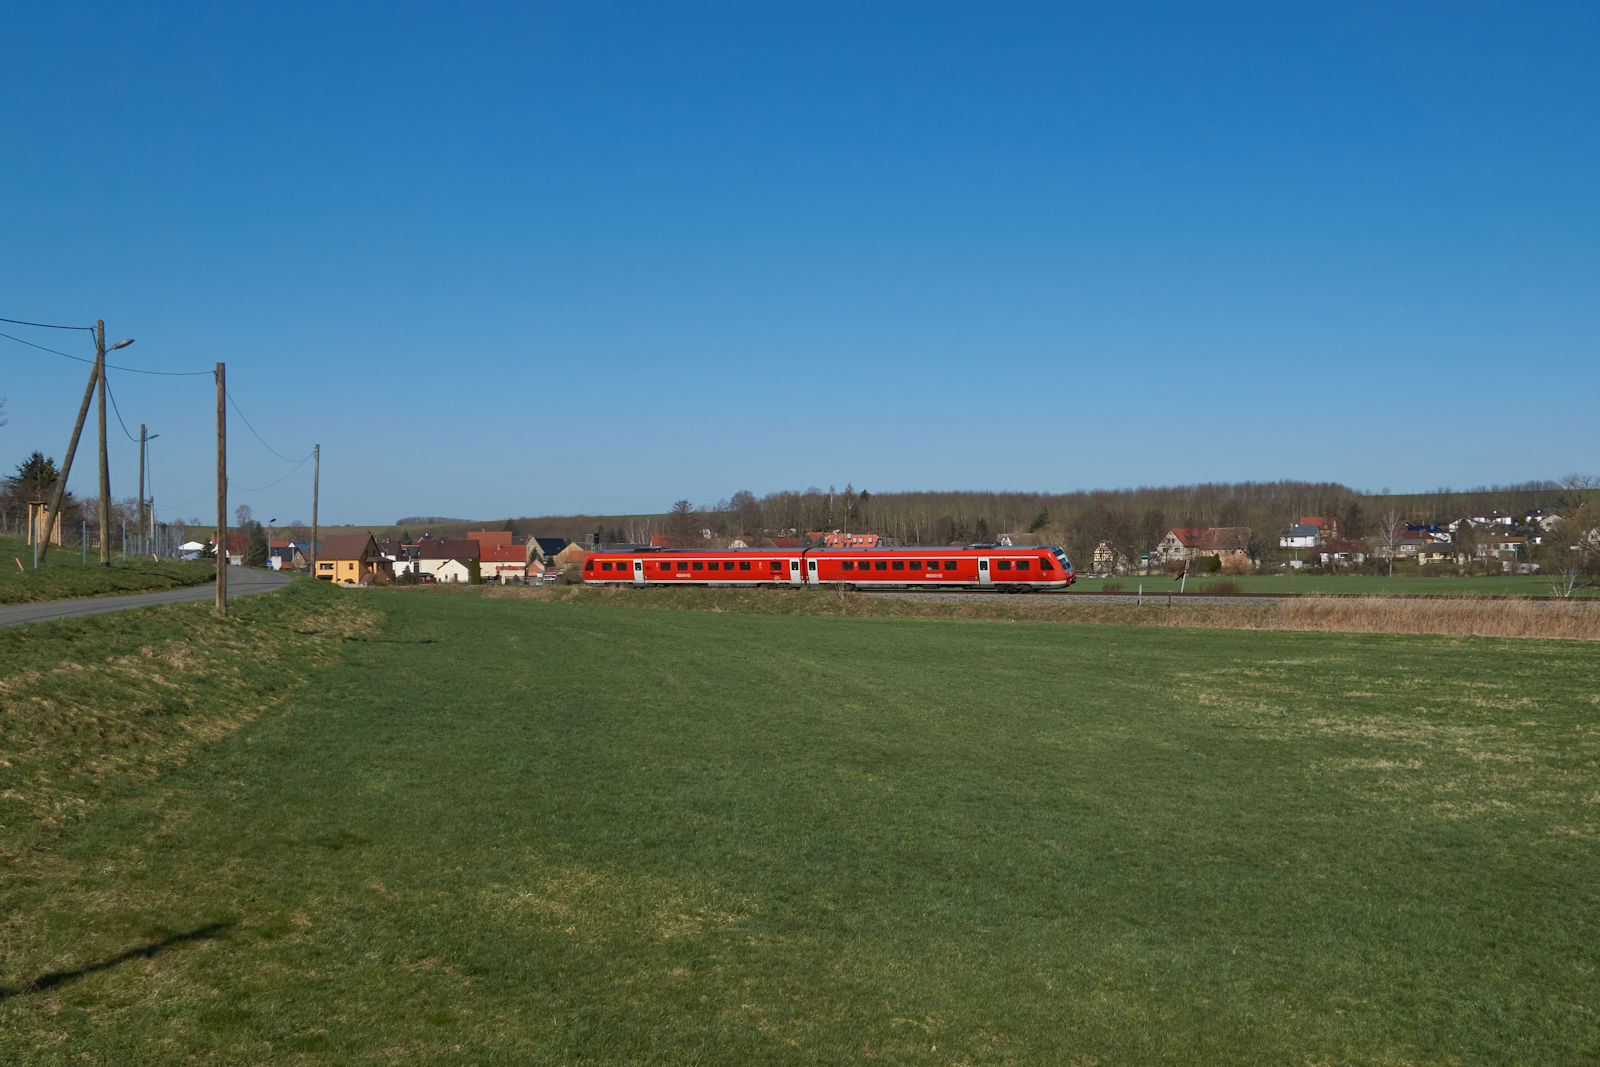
[461,478,1585,569]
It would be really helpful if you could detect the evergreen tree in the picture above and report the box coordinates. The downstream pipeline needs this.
[246,523,269,567]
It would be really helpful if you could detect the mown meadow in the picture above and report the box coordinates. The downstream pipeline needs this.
[2,581,1596,1063]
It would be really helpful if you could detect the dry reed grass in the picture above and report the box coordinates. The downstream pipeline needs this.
[490,584,1600,641]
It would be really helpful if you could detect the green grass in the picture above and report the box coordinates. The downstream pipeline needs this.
[3,586,1597,1063]
[0,534,215,604]
[1081,571,1595,597]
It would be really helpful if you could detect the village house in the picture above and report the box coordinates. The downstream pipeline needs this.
[1154,527,1253,569]
[316,533,392,585]
[207,532,248,567]
[1279,524,1322,550]
[1316,539,1368,569]
[415,538,481,582]
[470,530,530,583]
[1092,540,1126,574]
[551,541,590,576]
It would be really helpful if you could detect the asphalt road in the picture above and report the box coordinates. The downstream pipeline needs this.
[0,567,295,628]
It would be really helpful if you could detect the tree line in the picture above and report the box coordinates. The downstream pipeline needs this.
[516,477,1587,572]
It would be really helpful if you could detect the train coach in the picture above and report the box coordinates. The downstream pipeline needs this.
[583,543,1074,591]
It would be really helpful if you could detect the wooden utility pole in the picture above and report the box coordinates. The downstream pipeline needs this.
[36,361,100,564]
[215,362,227,616]
[311,443,319,574]
[96,321,111,566]
[138,424,147,556]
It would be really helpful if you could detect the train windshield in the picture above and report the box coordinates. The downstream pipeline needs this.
[1050,546,1072,572]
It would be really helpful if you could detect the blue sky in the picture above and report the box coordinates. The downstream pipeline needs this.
[3,2,1596,526]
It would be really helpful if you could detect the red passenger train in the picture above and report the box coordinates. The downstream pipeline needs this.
[583,543,1075,591]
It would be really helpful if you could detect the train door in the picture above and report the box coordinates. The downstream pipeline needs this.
[806,559,818,584]
[633,559,645,585]
[789,559,803,585]
[978,557,992,586]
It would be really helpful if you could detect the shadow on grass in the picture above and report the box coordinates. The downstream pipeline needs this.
[0,921,235,1002]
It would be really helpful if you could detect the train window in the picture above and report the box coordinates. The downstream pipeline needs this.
[676,561,688,571]
[874,561,888,571]
[739,561,751,571]
[945,560,959,570]
[769,561,782,572]
[842,561,854,571]
[909,561,921,570]
[997,560,1012,571]
[1016,560,1030,571]
[892,560,905,571]
[659,561,671,572]
[692,561,704,570]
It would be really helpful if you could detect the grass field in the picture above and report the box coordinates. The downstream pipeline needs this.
[2,583,1597,1063]
[0,534,214,605]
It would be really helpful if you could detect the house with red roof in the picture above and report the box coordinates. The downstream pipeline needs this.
[208,531,249,567]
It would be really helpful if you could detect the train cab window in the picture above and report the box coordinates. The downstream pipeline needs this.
[585,560,595,571]
[739,561,751,571]
[892,560,905,571]
[874,561,888,571]
[1016,560,1030,571]
[842,561,855,571]
[1039,557,1055,570]
[997,560,1012,571]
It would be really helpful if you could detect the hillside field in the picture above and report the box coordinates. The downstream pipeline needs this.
[2,584,1596,1063]
[0,535,215,605]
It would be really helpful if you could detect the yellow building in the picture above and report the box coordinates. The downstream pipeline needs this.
[315,533,392,585]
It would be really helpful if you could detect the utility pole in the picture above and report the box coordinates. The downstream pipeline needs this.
[36,361,99,564]
[96,321,111,566]
[311,443,319,575]
[216,362,227,616]
[39,321,130,565]
[138,424,147,556]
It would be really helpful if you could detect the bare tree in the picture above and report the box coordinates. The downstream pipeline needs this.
[664,499,698,547]
[1375,509,1403,577]
[1546,475,1599,596]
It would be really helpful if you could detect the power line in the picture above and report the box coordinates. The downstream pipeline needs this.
[0,316,92,330]
[235,454,313,493]
[105,378,142,443]
[0,330,211,375]
[225,390,313,465]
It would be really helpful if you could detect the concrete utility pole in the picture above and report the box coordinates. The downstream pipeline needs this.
[215,362,227,617]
